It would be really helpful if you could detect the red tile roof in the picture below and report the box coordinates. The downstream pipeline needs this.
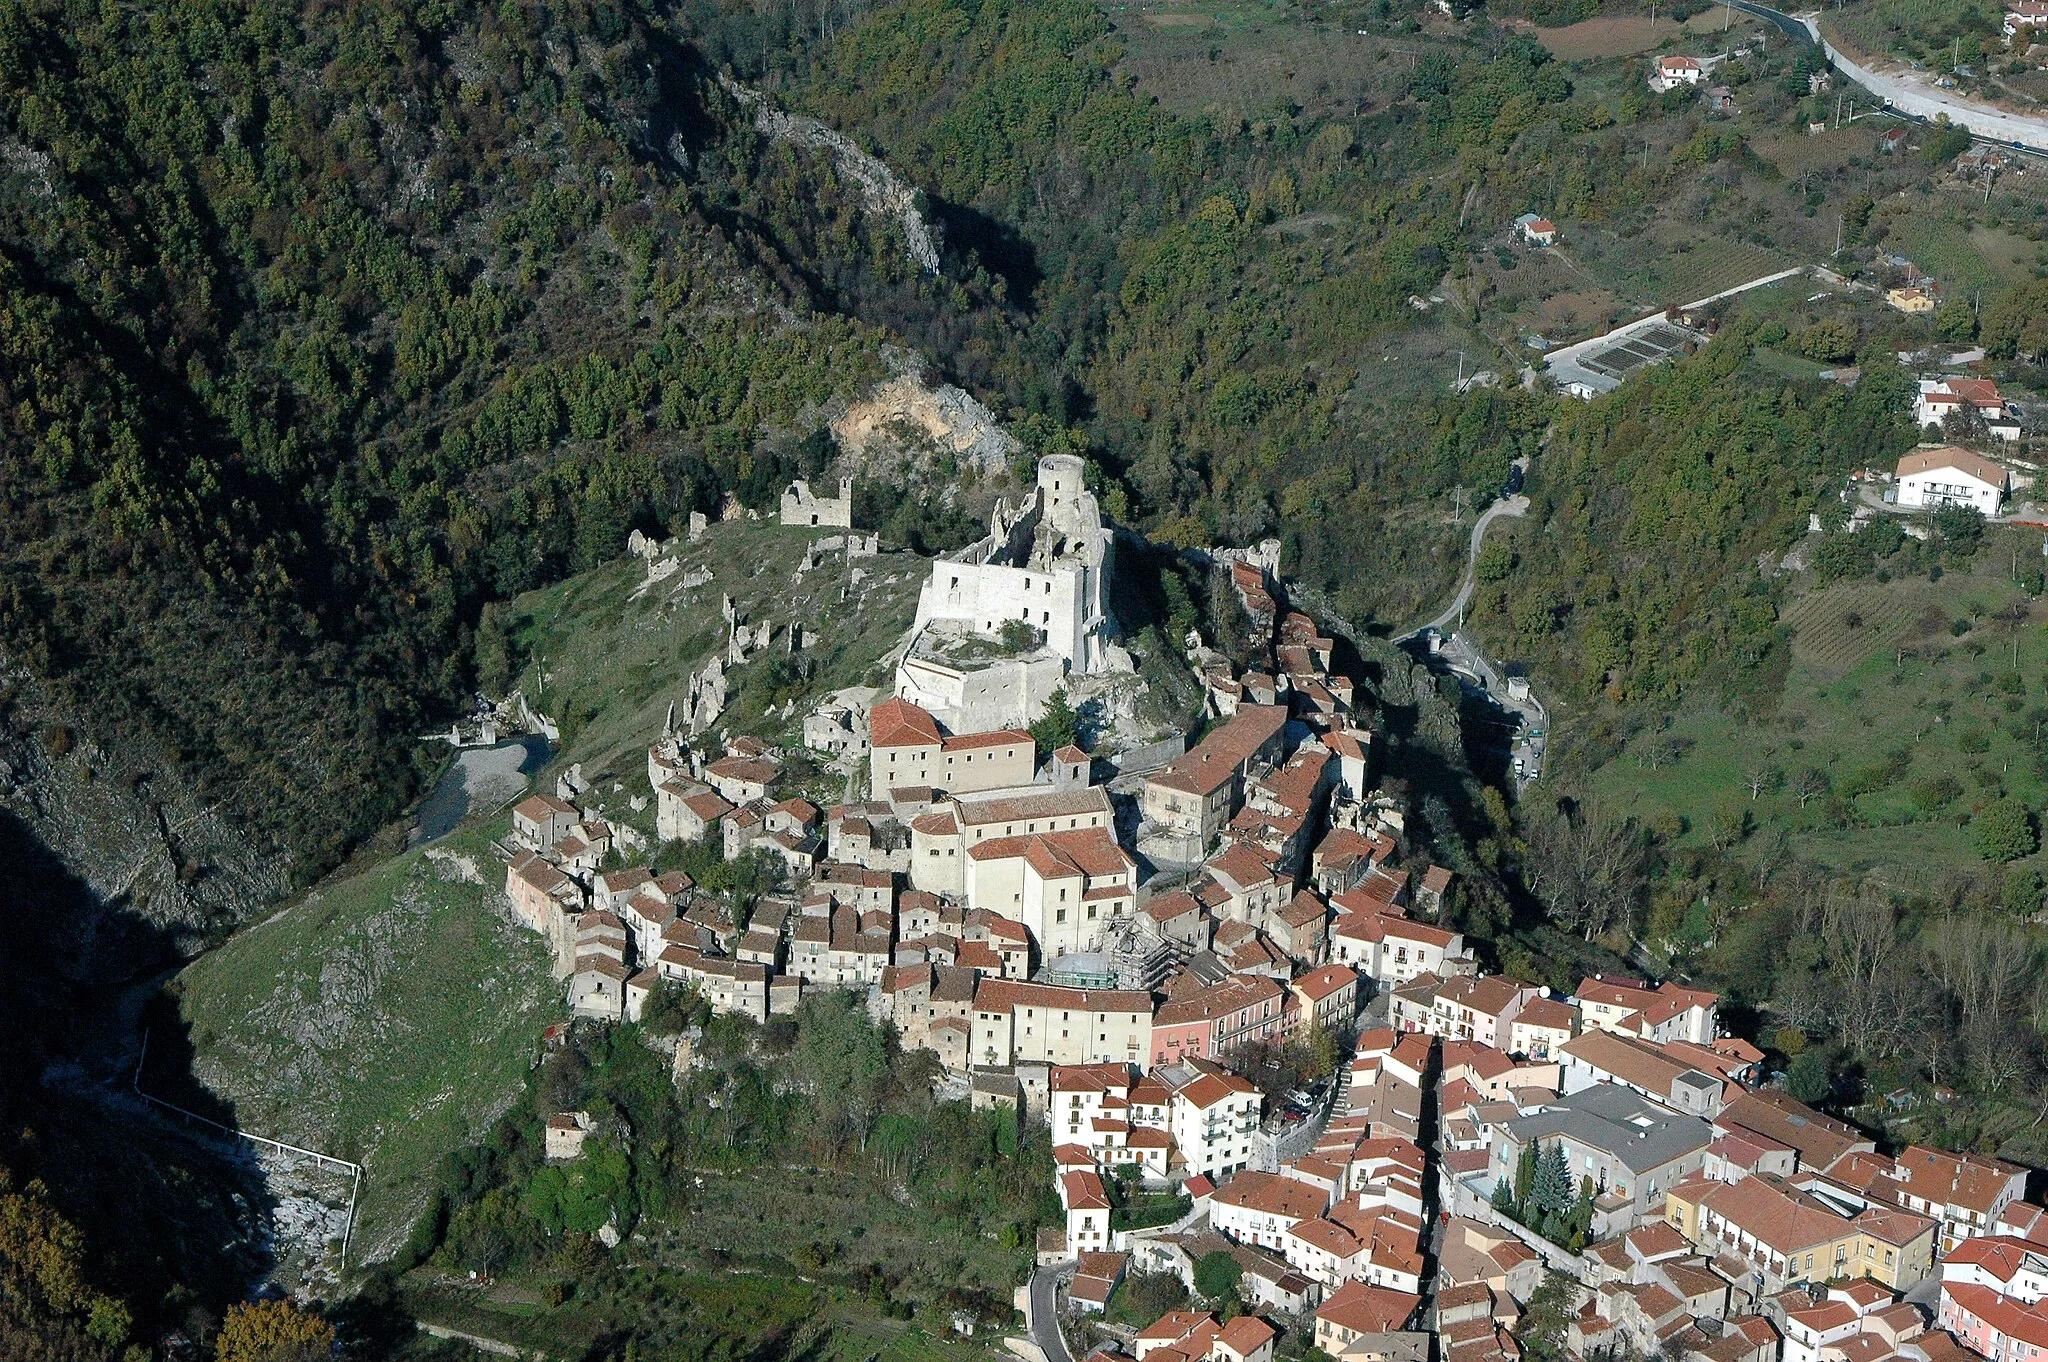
[870,697,944,748]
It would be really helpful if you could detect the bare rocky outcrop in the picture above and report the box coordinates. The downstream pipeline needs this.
[0,662,294,965]
[831,373,1021,478]
[719,75,942,275]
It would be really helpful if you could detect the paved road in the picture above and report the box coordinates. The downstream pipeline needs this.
[1435,630,1549,790]
[1733,0,2048,154]
[1400,486,1530,643]
[1028,1262,1075,1362]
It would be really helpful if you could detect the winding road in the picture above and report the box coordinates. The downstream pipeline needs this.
[1399,486,1530,643]
[1731,0,2048,154]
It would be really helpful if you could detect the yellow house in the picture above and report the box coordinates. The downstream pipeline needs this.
[1886,285,1937,314]
[1664,1174,1937,1293]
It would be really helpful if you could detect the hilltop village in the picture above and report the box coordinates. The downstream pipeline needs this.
[494,457,2048,1362]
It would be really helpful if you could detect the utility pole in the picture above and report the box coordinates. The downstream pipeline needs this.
[1835,213,1843,254]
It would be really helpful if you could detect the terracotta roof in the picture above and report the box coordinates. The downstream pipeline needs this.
[1211,1170,1329,1220]
[956,785,1113,826]
[1137,1311,1217,1343]
[1892,1143,2026,1214]
[1514,998,1576,1033]
[1946,1234,2043,1283]
[870,697,945,748]
[684,790,735,820]
[969,827,1133,882]
[1317,1280,1422,1333]
[1946,1283,2048,1351]
[1063,1169,1112,1210]
[515,793,577,821]
[1146,890,1203,924]
[1717,1089,1867,1171]
[1437,974,1534,1017]
[974,978,1152,1015]
[1292,964,1358,1004]
[1217,1315,1278,1357]
[1561,1029,1715,1097]
[1694,1174,1854,1256]
[1155,974,1285,1028]
[943,728,1032,752]
[1052,1062,1133,1094]
[1176,1069,1259,1110]
[1147,706,1289,797]
[706,755,781,784]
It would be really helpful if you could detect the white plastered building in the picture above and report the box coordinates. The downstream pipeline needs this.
[896,455,1118,728]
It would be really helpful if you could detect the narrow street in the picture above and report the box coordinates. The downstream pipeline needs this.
[1027,1261,1076,1362]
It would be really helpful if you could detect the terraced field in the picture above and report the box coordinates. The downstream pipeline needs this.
[1780,579,1943,677]
[1528,8,1731,60]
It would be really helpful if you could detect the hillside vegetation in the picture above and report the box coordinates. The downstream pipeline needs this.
[170,518,937,1270]
[171,821,559,1265]
[10,0,2048,1341]
[499,519,926,782]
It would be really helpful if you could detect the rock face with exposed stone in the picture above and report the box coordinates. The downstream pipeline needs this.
[830,374,1022,478]
[719,76,942,275]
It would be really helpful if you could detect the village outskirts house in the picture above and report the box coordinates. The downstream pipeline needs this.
[1887,284,1937,314]
[1650,54,1704,91]
[1895,446,2008,516]
[2006,0,2048,39]
[1915,379,2024,442]
[1515,213,1558,246]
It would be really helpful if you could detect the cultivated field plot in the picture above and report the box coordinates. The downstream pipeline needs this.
[1525,9,1731,60]
[1749,126,1874,180]
[1883,209,2040,293]
[1824,0,2007,70]
[1780,578,1935,676]
[1579,229,1794,310]
[1585,546,2048,876]
[1579,322,1701,380]
[1109,5,1388,121]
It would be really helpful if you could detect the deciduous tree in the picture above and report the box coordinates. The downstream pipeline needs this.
[214,1300,334,1362]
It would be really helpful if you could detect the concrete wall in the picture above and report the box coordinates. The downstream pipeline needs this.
[898,650,1066,732]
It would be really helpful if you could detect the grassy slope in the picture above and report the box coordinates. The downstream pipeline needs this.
[510,519,927,790]
[174,522,930,1264]
[1587,543,2048,875]
[177,821,558,1262]
[402,1264,1008,1362]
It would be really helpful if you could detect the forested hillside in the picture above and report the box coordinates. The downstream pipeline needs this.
[0,0,979,907]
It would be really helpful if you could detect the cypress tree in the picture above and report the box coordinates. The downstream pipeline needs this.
[1514,1142,1538,1210]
